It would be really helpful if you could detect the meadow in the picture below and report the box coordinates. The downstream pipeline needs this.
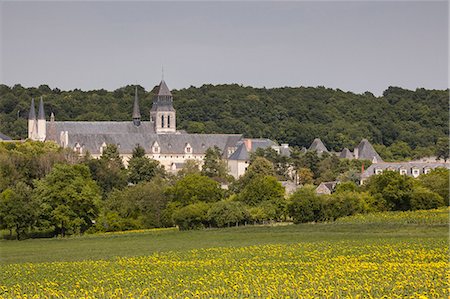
[0,208,448,298]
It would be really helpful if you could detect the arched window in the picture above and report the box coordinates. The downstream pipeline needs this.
[167,115,171,128]
[161,115,165,128]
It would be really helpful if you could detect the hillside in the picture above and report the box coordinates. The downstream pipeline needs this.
[0,84,448,151]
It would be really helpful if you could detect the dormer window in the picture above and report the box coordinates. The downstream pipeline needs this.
[375,168,383,175]
[74,143,82,154]
[412,168,420,178]
[399,168,407,175]
[100,142,107,154]
[152,141,160,154]
[185,143,192,154]
[424,168,431,174]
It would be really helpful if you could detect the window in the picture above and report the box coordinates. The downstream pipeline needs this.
[399,169,407,175]
[412,168,420,178]
[168,115,171,128]
[424,168,431,174]
[161,115,165,128]
[375,168,383,175]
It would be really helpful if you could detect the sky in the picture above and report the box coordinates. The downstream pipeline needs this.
[0,1,448,95]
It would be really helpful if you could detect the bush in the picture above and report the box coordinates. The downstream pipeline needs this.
[410,186,445,210]
[325,192,373,221]
[287,185,326,223]
[207,201,249,227]
[172,202,210,230]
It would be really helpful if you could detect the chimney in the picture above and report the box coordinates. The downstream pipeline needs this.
[244,139,252,151]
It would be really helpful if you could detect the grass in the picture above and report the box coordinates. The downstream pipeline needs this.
[1,209,448,264]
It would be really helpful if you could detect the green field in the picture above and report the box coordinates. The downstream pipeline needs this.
[0,209,448,298]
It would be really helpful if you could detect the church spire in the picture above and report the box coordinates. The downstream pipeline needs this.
[28,98,36,120]
[38,96,45,120]
[132,86,141,126]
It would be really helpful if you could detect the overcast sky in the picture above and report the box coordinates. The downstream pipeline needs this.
[0,1,448,95]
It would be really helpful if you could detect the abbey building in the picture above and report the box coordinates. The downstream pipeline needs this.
[28,80,285,178]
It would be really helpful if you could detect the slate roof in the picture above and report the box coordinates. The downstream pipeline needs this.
[29,98,36,120]
[155,80,172,97]
[0,132,12,140]
[38,97,45,120]
[228,141,249,161]
[132,87,141,119]
[339,148,353,159]
[355,139,382,162]
[49,121,243,155]
[308,138,328,153]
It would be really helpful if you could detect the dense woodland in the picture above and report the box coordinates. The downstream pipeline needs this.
[0,84,448,160]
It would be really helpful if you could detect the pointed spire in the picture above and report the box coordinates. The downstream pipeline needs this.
[132,86,141,122]
[28,98,36,120]
[50,112,55,122]
[38,96,45,120]
[155,80,172,97]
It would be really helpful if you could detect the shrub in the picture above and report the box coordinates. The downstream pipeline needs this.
[172,202,210,230]
[287,185,326,223]
[410,186,445,210]
[207,201,249,227]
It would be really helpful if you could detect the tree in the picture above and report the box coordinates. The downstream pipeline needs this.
[207,200,249,227]
[435,137,449,162]
[177,159,201,177]
[0,182,38,239]
[127,147,165,184]
[35,164,101,237]
[410,186,445,210]
[167,174,224,206]
[172,202,210,230]
[238,176,286,220]
[201,146,228,181]
[98,178,170,231]
[233,157,276,192]
[418,168,449,203]
[287,185,325,223]
[85,144,127,196]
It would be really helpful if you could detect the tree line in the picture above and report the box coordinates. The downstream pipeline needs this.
[0,84,448,161]
[0,141,447,239]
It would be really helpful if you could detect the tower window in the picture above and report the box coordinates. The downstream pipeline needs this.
[161,115,165,128]
[168,115,171,128]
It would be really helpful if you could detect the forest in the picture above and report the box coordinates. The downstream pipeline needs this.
[0,84,448,160]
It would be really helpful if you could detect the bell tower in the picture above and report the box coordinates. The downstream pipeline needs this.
[150,80,176,134]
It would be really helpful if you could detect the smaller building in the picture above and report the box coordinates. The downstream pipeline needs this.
[316,181,338,195]
[360,162,450,184]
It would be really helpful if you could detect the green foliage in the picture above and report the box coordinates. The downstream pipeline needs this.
[97,178,170,232]
[325,191,373,220]
[410,186,445,211]
[418,168,449,203]
[168,174,224,206]
[435,137,449,162]
[0,182,38,239]
[201,146,229,182]
[172,202,210,230]
[207,200,249,227]
[177,159,201,177]
[34,164,101,236]
[127,156,165,184]
[287,185,326,223]
[251,147,292,180]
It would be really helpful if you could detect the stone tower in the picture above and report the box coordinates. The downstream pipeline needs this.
[28,98,38,140]
[150,80,176,134]
[37,97,46,141]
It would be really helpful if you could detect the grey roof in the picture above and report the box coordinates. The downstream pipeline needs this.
[38,97,45,120]
[251,138,277,151]
[132,86,141,119]
[48,121,156,135]
[0,132,12,140]
[155,80,172,96]
[339,148,353,159]
[228,141,249,161]
[49,121,243,155]
[356,139,383,162]
[151,80,175,112]
[309,138,328,153]
[362,162,450,179]
[29,98,36,120]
